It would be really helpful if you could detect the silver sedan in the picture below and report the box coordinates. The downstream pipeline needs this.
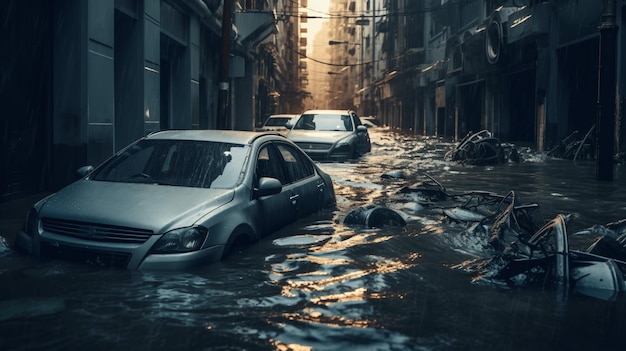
[15,130,336,270]
[286,109,371,161]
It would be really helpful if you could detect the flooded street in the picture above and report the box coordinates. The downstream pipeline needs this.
[2,128,626,351]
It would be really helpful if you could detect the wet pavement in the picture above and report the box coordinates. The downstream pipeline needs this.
[1,128,626,350]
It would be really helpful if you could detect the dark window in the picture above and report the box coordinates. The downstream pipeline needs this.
[256,145,287,185]
[294,113,354,131]
[265,117,292,127]
[276,144,314,184]
[92,140,247,188]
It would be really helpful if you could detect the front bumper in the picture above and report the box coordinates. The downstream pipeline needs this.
[304,150,351,161]
[15,230,223,270]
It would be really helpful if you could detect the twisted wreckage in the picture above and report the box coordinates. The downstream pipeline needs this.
[439,176,625,301]
[355,173,626,302]
[444,130,520,165]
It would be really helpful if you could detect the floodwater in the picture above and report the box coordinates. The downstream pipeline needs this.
[2,128,626,351]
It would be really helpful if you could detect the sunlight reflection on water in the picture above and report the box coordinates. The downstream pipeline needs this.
[3,128,626,351]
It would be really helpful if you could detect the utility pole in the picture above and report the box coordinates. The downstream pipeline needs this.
[217,0,233,130]
[596,0,618,180]
[371,0,376,117]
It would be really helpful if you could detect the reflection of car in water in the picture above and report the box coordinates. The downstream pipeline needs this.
[15,130,336,270]
[256,114,298,134]
[286,109,371,161]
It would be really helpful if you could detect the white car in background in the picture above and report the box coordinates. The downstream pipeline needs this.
[286,109,371,161]
[256,114,298,134]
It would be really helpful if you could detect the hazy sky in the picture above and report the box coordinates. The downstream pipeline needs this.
[305,0,330,52]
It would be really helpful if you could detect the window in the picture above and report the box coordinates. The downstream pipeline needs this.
[92,140,246,189]
[294,113,354,131]
[256,143,315,186]
[256,145,287,185]
[277,144,314,184]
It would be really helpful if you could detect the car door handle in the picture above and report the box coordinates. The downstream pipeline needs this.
[317,183,325,191]
[289,194,299,204]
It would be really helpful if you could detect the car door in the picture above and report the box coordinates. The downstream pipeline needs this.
[253,144,296,236]
[275,142,325,218]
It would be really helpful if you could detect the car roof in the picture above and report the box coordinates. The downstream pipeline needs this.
[301,109,354,115]
[146,129,282,145]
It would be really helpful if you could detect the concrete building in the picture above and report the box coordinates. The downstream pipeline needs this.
[0,0,307,202]
[326,0,359,110]
[333,0,625,158]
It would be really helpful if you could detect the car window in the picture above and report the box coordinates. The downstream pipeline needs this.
[294,113,354,131]
[256,145,287,184]
[91,139,247,189]
[276,144,314,184]
[264,117,290,127]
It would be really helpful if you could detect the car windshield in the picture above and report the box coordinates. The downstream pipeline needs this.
[91,139,249,189]
[294,113,353,131]
[264,117,291,127]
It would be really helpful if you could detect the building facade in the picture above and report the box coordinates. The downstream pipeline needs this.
[336,0,625,156]
[0,0,307,201]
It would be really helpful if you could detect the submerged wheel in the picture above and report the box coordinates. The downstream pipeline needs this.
[221,232,255,260]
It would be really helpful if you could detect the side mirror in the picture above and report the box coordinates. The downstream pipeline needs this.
[255,177,282,197]
[76,165,94,178]
[357,125,368,132]
[284,121,293,129]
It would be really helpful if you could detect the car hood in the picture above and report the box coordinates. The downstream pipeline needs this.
[287,130,352,143]
[38,180,235,232]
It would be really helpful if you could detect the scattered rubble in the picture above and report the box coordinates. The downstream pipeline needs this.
[546,125,596,160]
[396,173,626,302]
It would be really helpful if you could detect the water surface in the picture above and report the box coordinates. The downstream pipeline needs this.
[1,128,625,351]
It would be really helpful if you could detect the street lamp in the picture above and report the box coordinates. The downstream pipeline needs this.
[327,66,349,75]
[329,40,348,45]
[355,18,370,26]
[329,40,360,46]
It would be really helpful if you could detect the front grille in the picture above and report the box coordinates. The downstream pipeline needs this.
[40,242,131,268]
[41,218,153,244]
[295,142,332,151]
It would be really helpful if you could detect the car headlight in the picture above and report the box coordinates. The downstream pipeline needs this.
[151,227,208,253]
[333,139,352,151]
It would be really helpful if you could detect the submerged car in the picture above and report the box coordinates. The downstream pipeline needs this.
[255,114,298,134]
[286,109,371,161]
[15,130,336,270]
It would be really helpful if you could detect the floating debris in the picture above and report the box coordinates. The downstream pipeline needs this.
[381,170,406,179]
[443,207,486,223]
[405,173,626,302]
[344,204,406,228]
[398,173,449,202]
[444,130,520,165]
[476,214,626,302]
[546,125,595,160]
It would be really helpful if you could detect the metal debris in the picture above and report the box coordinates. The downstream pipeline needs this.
[344,204,407,228]
[546,125,596,160]
[444,130,520,165]
[402,174,626,302]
